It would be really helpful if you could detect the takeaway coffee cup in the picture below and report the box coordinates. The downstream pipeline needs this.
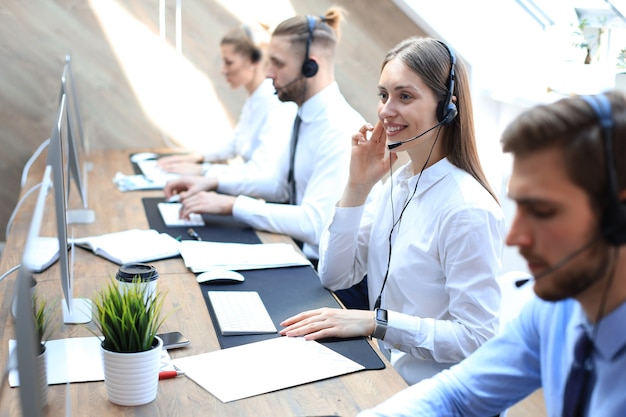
[115,263,159,305]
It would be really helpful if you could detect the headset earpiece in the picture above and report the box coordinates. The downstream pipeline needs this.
[436,41,457,125]
[302,16,318,78]
[582,94,626,246]
[437,101,458,126]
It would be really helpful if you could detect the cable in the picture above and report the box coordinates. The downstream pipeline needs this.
[6,182,43,238]
[0,264,21,283]
[374,127,442,309]
[21,138,50,188]
[589,245,619,341]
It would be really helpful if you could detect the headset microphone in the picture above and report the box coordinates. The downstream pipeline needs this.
[273,76,303,95]
[387,122,443,150]
[514,234,602,287]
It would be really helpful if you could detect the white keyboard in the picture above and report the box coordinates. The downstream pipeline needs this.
[157,202,205,227]
[207,291,278,336]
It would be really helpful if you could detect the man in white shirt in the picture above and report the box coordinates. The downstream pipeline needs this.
[164,8,365,261]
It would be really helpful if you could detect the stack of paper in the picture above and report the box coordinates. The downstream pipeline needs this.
[72,229,181,265]
[172,336,364,402]
[178,241,310,273]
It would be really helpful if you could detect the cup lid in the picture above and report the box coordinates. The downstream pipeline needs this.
[116,263,159,282]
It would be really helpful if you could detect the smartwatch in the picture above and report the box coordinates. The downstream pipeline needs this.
[372,308,388,340]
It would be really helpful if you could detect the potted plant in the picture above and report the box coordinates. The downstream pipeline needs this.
[90,276,167,406]
[32,290,57,406]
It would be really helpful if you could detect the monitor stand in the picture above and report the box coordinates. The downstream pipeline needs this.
[67,209,95,224]
[67,161,96,224]
[62,298,92,324]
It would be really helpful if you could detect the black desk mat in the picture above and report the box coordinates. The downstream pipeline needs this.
[200,266,385,371]
[142,197,261,244]
[142,196,385,370]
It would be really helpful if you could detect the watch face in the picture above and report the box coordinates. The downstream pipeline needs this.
[376,308,387,322]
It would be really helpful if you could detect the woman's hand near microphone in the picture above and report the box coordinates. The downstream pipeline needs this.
[339,122,397,208]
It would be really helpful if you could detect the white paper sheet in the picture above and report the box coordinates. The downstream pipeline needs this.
[8,337,173,386]
[179,241,311,273]
[9,336,103,386]
[172,336,365,402]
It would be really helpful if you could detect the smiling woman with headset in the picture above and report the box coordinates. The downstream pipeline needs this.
[280,37,506,385]
[157,22,296,177]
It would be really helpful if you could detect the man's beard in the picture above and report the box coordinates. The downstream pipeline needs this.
[533,238,613,301]
[276,78,305,103]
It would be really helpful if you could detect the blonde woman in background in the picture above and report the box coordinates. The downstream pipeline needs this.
[158,22,296,189]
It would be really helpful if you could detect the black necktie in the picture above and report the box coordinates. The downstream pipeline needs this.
[562,326,593,417]
[287,114,301,205]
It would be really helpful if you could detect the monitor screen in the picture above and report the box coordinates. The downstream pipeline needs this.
[46,94,91,324]
[59,56,94,224]
[46,94,71,305]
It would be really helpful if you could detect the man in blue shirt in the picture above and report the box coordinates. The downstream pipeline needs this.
[357,91,626,417]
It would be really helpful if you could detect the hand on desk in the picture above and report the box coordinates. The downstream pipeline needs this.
[164,175,219,199]
[178,191,235,217]
[158,161,204,175]
[280,307,375,341]
[158,152,203,174]
[163,175,234,217]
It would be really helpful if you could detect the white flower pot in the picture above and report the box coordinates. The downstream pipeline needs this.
[36,345,48,406]
[100,336,163,406]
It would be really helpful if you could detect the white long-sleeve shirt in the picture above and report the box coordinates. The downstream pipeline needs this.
[318,158,506,384]
[209,78,297,197]
[232,82,365,259]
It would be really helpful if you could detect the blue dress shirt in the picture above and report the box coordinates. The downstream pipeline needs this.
[357,295,626,417]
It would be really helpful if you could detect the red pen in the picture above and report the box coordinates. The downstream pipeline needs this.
[158,370,184,380]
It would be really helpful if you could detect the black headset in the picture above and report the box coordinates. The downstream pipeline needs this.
[582,94,626,246]
[301,16,319,78]
[436,41,458,125]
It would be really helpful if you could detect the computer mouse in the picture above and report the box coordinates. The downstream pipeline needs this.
[130,152,158,163]
[196,270,245,284]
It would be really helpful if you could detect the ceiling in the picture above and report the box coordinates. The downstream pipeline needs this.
[394,0,626,104]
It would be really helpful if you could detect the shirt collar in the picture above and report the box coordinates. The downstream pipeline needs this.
[593,300,626,360]
[298,82,340,123]
[394,157,456,197]
[575,299,626,360]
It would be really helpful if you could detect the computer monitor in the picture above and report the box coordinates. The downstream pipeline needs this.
[46,94,92,324]
[13,165,53,417]
[59,55,95,225]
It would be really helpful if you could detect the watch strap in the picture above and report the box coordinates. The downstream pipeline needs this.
[372,308,388,340]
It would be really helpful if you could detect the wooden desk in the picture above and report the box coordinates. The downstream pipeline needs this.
[0,149,409,416]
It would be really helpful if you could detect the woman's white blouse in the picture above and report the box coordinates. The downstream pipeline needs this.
[318,158,506,385]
